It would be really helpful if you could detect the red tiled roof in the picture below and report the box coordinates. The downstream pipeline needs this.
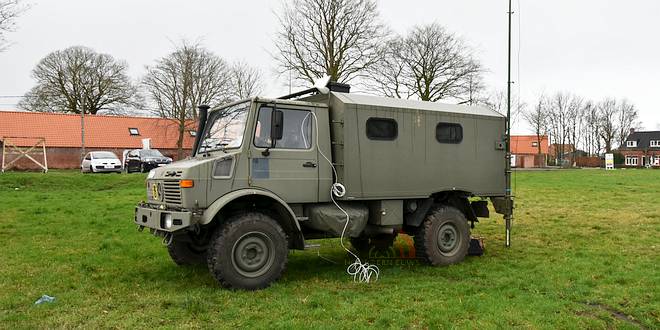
[511,135,549,154]
[0,111,197,149]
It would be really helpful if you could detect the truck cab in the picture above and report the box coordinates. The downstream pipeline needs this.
[135,83,510,290]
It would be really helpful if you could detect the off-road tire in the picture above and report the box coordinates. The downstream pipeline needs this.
[414,206,470,266]
[167,236,208,265]
[350,234,397,255]
[206,212,288,290]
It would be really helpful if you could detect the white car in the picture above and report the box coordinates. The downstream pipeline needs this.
[81,151,122,173]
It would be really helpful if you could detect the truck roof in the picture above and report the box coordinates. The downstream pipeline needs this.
[331,92,504,118]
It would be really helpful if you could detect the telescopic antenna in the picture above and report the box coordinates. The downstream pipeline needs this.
[505,0,513,247]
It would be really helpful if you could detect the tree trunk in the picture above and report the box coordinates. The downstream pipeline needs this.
[177,121,185,160]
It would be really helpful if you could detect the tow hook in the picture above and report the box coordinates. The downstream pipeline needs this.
[149,228,173,246]
[162,233,173,246]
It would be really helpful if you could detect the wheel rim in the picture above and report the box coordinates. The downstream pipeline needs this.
[436,223,460,255]
[231,231,275,278]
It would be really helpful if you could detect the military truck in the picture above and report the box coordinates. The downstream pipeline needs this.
[134,82,511,290]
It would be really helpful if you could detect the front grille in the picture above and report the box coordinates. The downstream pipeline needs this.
[162,180,182,205]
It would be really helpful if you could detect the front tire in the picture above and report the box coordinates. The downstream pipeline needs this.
[206,212,288,290]
[167,236,208,265]
[414,206,470,266]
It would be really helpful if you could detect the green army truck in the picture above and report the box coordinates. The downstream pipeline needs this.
[134,82,510,290]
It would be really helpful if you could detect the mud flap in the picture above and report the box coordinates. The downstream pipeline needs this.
[468,237,484,256]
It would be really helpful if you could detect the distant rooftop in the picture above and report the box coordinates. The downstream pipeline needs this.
[0,111,196,149]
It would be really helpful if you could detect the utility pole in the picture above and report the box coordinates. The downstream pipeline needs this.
[505,0,514,247]
[81,99,86,161]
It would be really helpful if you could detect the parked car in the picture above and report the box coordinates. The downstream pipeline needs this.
[124,149,172,173]
[81,151,122,173]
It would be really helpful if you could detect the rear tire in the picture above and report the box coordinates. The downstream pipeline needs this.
[167,236,208,265]
[206,212,288,290]
[414,206,470,266]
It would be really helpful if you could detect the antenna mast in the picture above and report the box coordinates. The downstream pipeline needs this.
[505,0,513,247]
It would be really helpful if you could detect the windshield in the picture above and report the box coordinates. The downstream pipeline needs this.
[93,152,118,159]
[199,102,250,153]
[139,149,164,157]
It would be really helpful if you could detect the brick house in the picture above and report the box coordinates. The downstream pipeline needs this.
[511,135,549,168]
[0,111,196,170]
[618,129,660,168]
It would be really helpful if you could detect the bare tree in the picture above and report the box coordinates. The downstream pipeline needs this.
[366,23,483,102]
[523,95,548,158]
[19,46,139,114]
[546,92,580,165]
[598,98,618,153]
[463,71,488,106]
[565,95,584,165]
[274,0,388,84]
[480,89,526,125]
[229,61,264,100]
[616,99,639,147]
[363,39,409,99]
[0,0,27,51]
[143,42,232,158]
[581,101,601,156]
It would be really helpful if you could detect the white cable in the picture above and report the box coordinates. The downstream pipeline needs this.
[302,112,380,283]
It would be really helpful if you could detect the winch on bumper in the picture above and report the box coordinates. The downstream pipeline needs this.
[134,202,193,232]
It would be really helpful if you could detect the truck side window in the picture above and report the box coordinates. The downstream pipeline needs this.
[436,122,463,144]
[366,118,397,140]
[254,106,312,149]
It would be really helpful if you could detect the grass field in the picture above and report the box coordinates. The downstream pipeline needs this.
[0,169,658,329]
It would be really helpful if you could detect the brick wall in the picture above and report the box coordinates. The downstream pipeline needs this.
[514,153,547,168]
[1,145,192,171]
[576,156,602,167]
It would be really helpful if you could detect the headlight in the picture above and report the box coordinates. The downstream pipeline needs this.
[147,169,156,179]
[164,214,173,229]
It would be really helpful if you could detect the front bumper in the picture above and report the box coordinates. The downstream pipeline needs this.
[94,165,122,172]
[146,161,170,168]
[134,203,193,232]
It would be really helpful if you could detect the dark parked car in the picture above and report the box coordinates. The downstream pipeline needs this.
[125,149,172,173]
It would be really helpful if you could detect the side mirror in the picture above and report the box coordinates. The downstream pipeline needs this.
[270,109,284,146]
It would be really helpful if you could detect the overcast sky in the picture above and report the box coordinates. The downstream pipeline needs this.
[0,0,658,133]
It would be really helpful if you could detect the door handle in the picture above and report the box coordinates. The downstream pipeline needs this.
[302,161,317,168]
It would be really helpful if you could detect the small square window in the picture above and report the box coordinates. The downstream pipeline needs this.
[129,128,140,136]
[189,130,197,137]
[436,122,463,144]
[366,118,398,140]
[626,140,637,148]
[531,141,539,147]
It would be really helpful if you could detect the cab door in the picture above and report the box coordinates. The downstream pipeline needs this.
[249,104,319,203]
